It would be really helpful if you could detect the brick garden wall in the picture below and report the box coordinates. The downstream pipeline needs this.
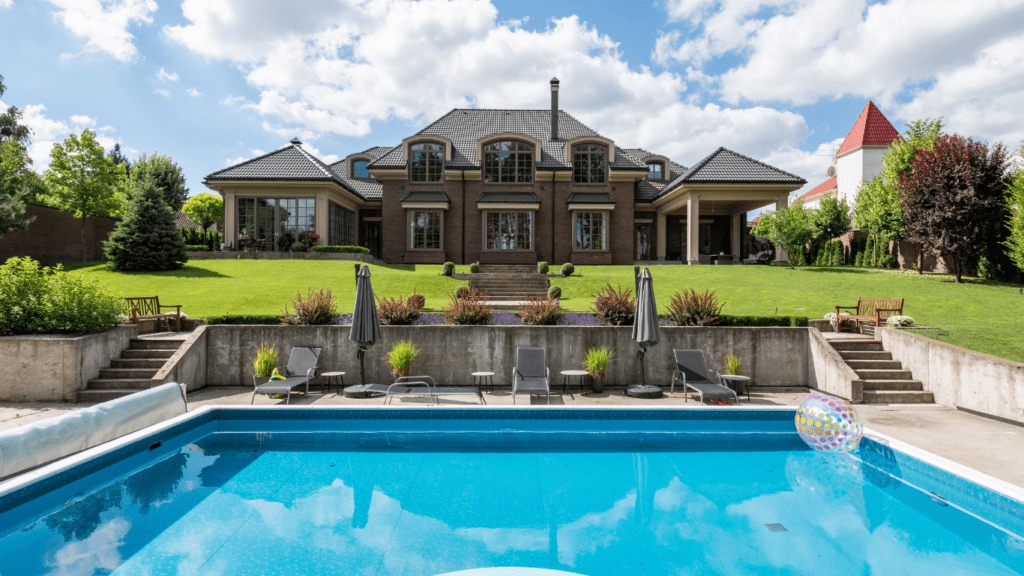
[0,204,118,265]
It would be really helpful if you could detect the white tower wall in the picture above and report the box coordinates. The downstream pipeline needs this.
[836,150,863,207]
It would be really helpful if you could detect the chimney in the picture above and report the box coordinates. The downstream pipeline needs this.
[550,77,560,141]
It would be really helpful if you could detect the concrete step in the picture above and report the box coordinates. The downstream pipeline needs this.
[85,378,154,390]
[76,389,141,403]
[829,340,884,351]
[129,338,183,350]
[861,390,935,404]
[99,367,160,379]
[860,379,925,391]
[121,349,176,359]
[854,369,914,380]
[839,350,892,361]
[111,358,168,369]
[846,359,902,370]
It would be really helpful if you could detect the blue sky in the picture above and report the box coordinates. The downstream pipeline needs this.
[2,0,1023,207]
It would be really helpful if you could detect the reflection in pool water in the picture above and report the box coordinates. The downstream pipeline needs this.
[1,437,1023,576]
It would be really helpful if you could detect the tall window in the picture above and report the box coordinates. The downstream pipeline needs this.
[329,203,355,246]
[647,162,663,179]
[575,212,607,250]
[410,142,443,182]
[409,210,441,249]
[484,141,533,183]
[353,160,369,178]
[237,197,255,239]
[485,211,532,250]
[237,197,314,251]
[573,144,606,183]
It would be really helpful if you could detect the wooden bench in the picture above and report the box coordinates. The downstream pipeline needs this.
[126,297,182,332]
[835,298,903,333]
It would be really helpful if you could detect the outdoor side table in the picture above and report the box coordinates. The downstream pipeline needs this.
[472,372,495,392]
[561,370,590,395]
[719,375,751,401]
[320,371,345,394]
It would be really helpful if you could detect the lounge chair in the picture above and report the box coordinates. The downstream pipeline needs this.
[742,250,773,265]
[512,347,550,405]
[671,349,739,405]
[250,346,322,405]
[365,375,485,405]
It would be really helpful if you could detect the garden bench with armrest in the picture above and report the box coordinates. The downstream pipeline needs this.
[834,298,904,333]
[125,296,182,332]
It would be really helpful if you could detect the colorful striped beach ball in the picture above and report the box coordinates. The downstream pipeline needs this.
[794,393,864,453]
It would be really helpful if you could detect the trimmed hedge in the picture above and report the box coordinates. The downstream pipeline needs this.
[718,315,809,327]
[469,263,480,273]
[185,245,210,252]
[443,262,455,276]
[205,314,282,325]
[537,261,549,274]
[311,245,370,253]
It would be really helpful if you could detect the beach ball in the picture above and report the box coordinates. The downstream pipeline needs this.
[794,393,863,453]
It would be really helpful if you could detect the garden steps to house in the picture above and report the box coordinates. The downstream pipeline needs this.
[76,337,186,403]
[469,265,550,309]
[828,338,934,404]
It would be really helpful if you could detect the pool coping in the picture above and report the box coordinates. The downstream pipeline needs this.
[2,405,1022,515]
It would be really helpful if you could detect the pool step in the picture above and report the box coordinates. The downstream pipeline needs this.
[77,337,185,402]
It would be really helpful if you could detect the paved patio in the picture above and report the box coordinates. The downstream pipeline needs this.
[2,386,1021,489]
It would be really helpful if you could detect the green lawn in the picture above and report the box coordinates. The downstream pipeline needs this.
[67,261,1024,363]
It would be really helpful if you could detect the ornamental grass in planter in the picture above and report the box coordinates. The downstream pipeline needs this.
[388,340,420,378]
[584,347,612,393]
[252,342,278,383]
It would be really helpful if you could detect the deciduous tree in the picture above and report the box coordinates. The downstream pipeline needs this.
[900,134,1009,283]
[181,192,223,230]
[752,199,813,269]
[44,129,126,264]
[0,74,31,148]
[810,195,851,242]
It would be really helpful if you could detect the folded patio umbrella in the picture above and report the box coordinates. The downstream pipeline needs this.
[349,265,381,386]
[632,267,659,387]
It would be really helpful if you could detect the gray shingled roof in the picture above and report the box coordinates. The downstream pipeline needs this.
[674,147,806,185]
[476,191,541,205]
[567,192,616,204]
[328,146,395,202]
[400,191,450,204]
[206,141,341,183]
[370,109,646,171]
[623,148,690,203]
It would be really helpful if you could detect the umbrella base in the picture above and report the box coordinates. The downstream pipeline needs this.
[343,384,385,398]
[626,385,663,399]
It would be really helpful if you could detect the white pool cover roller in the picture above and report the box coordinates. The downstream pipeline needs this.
[0,382,187,480]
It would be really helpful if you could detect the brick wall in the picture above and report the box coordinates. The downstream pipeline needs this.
[0,204,118,265]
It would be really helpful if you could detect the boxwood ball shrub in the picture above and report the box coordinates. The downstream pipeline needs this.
[406,292,426,311]
[469,262,480,274]
[456,285,470,299]
[443,262,455,276]
[537,261,549,274]
[561,263,575,276]
[310,245,370,253]
[548,285,561,299]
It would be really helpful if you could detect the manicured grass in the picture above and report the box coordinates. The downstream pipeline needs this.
[67,261,1023,363]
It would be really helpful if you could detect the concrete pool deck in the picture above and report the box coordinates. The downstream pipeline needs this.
[2,387,1021,489]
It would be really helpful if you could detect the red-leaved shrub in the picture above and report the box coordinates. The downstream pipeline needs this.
[666,288,724,326]
[591,283,635,326]
[283,287,338,325]
[378,295,422,325]
[442,288,490,325]
[521,297,563,325]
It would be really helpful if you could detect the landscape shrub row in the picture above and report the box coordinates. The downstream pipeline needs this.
[311,245,371,253]
[204,314,282,325]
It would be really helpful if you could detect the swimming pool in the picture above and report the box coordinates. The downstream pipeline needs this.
[1,407,1022,575]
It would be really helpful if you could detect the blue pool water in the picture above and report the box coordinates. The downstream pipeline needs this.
[1,409,1022,575]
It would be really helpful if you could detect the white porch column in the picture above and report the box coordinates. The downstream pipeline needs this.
[686,194,700,265]
[316,192,329,244]
[775,193,789,266]
[223,191,235,248]
[656,212,667,261]
[731,212,742,257]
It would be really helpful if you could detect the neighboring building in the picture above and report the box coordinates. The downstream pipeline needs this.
[798,176,837,211]
[205,80,806,265]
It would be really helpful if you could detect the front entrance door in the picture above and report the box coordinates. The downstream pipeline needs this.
[635,224,651,260]
[361,221,382,260]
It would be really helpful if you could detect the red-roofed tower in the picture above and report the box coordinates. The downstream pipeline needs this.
[835,101,902,207]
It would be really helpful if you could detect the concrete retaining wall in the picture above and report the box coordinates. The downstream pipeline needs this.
[0,326,137,402]
[878,327,1024,424]
[807,328,862,403]
[152,325,208,392]
[204,325,811,388]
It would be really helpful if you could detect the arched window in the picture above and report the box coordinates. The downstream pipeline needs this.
[483,141,533,183]
[410,142,443,182]
[353,160,369,178]
[573,144,606,184]
[647,162,663,180]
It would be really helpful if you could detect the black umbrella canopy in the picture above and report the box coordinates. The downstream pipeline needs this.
[349,265,381,385]
[632,267,659,386]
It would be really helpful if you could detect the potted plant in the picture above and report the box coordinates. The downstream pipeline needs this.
[252,342,278,385]
[388,340,420,379]
[584,347,612,393]
[725,353,741,376]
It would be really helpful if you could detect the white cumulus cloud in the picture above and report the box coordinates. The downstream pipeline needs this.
[154,88,170,97]
[70,114,95,126]
[48,0,159,62]
[1,0,14,8]
[186,88,202,97]
[157,68,179,82]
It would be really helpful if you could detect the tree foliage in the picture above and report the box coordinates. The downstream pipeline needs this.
[1004,146,1024,274]
[900,134,1009,283]
[45,129,127,264]
[751,198,813,268]
[129,153,188,211]
[810,195,851,241]
[104,175,189,271]
[0,74,32,148]
[182,192,223,230]
[0,140,41,238]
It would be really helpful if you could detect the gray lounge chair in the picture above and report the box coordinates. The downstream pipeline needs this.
[512,347,550,405]
[364,375,485,405]
[671,349,739,405]
[251,346,322,404]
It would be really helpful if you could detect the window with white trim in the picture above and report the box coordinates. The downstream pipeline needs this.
[647,162,663,179]
[573,144,606,184]
[409,210,442,249]
[574,211,607,250]
[485,211,532,250]
[483,141,533,183]
[410,142,443,182]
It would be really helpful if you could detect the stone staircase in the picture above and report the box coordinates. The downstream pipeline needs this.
[469,265,550,308]
[76,337,184,403]
[829,339,934,404]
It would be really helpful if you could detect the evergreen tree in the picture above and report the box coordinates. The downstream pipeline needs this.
[855,251,865,267]
[864,235,875,267]
[1005,147,1024,275]
[129,154,188,211]
[104,175,188,271]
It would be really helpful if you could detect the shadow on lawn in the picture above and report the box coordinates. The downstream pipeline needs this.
[797,267,874,275]
[126,265,231,279]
